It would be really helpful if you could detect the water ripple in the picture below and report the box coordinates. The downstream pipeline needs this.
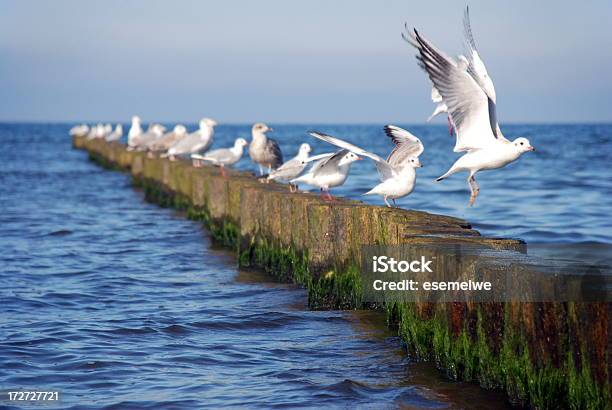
[0,123,537,409]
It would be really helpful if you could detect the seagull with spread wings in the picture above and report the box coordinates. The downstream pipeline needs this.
[290,137,361,201]
[267,143,338,192]
[404,7,535,206]
[308,126,424,207]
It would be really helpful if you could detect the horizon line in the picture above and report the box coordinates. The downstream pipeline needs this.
[1,119,612,126]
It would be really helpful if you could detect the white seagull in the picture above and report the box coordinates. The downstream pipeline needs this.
[288,153,333,188]
[266,143,312,190]
[293,131,363,200]
[86,123,105,140]
[70,124,89,138]
[268,145,337,192]
[306,126,424,207]
[147,124,187,152]
[164,118,217,160]
[127,116,143,148]
[130,124,165,151]
[191,138,248,176]
[428,86,447,122]
[105,124,123,142]
[405,7,535,206]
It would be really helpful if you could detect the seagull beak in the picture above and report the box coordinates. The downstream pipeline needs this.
[356,156,363,161]
[529,146,535,152]
[267,127,274,132]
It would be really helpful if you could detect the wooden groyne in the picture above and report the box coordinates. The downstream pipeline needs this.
[74,135,610,409]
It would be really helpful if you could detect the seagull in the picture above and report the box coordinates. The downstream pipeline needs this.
[427,86,447,122]
[147,125,187,152]
[86,123,105,140]
[427,86,455,136]
[288,153,334,189]
[85,124,97,140]
[163,118,217,160]
[266,143,311,190]
[191,138,248,176]
[405,7,535,206]
[127,116,143,148]
[105,124,123,142]
[306,126,424,207]
[293,131,363,200]
[248,123,283,175]
[70,124,89,138]
[130,124,166,151]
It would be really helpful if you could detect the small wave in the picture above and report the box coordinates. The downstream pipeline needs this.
[46,229,73,236]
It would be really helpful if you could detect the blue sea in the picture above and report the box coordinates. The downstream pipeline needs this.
[1,122,610,409]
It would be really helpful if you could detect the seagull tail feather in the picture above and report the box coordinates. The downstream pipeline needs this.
[362,188,377,196]
[435,167,457,182]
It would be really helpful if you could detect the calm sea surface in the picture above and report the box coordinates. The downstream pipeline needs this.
[1,122,609,408]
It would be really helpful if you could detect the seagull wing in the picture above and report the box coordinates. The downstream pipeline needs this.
[169,133,198,154]
[308,131,394,180]
[307,155,334,175]
[304,152,335,163]
[197,148,233,164]
[269,158,304,179]
[265,138,284,168]
[313,149,348,178]
[462,7,508,141]
[409,29,498,152]
[383,125,424,168]
[463,7,491,95]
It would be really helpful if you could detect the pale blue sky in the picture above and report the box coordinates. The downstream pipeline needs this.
[1,0,611,123]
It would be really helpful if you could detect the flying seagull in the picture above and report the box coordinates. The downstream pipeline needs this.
[404,7,535,206]
[306,126,424,207]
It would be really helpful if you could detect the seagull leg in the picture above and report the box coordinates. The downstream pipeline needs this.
[220,165,227,178]
[258,164,264,176]
[384,196,391,208]
[392,198,397,208]
[468,174,480,207]
[320,189,334,201]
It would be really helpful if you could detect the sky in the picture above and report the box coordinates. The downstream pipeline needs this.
[0,0,611,124]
